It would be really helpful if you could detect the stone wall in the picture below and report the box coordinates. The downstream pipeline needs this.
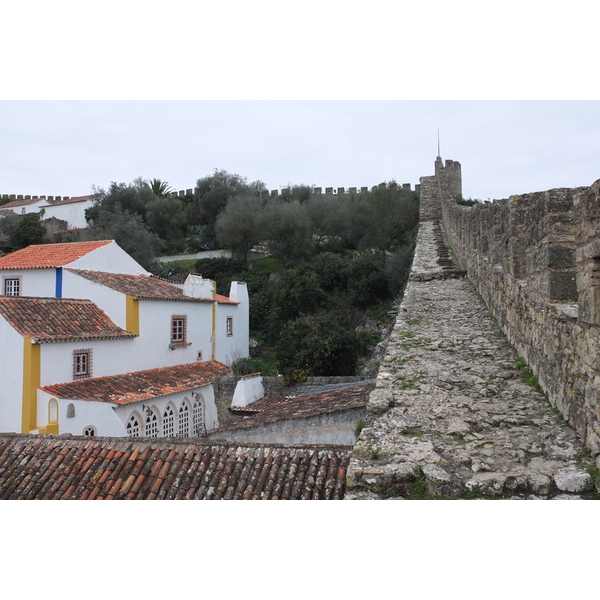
[434,158,600,457]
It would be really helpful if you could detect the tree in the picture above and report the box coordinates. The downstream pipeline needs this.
[145,196,188,249]
[215,195,263,260]
[81,204,164,271]
[258,199,314,265]
[192,170,264,247]
[146,178,174,198]
[95,179,152,220]
[8,213,47,251]
[273,264,328,321]
[276,314,365,383]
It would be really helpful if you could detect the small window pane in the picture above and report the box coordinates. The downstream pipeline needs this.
[127,415,140,437]
[4,279,20,296]
[163,406,174,437]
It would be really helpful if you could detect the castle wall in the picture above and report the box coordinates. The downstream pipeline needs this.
[436,159,600,456]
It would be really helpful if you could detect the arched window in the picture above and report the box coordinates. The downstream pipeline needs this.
[48,398,59,424]
[83,425,96,436]
[178,401,190,436]
[192,394,205,436]
[163,405,175,437]
[127,414,140,437]
[145,409,158,437]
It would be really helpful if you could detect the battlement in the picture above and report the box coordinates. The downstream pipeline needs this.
[3,182,416,206]
[1,194,71,203]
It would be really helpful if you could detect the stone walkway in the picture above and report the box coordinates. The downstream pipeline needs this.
[346,221,598,499]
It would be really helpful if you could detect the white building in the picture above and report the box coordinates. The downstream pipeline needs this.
[0,240,249,438]
[40,195,96,230]
[0,194,95,230]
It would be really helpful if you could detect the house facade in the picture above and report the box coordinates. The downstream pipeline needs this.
[0,240,249,438]
[0,194,95,230]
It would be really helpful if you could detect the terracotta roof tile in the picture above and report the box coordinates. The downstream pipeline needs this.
[46,195,95,206]
[67,269,199,301]
[0,240,113,270]
[41,361,229,404]
[0,296,136,342]
[0,434,351,499]
[0,197,46,208]
[226,385,373,429]
[67,269,237,304]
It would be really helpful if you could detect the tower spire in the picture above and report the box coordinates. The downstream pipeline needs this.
[437,129,441,158]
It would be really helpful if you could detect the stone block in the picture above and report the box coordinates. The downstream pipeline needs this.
[554,471,594,493]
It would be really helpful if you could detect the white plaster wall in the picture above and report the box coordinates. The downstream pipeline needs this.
[14,200,47,215]
[62,271,127,328]
[42,200,94,230]
[1,268,56,297]
[215,307,249,364]
[0,321,24,433]
[39,338,138,385]
[232,375,264,407]
[113,385,219,436]
[36,391,126,436]
[69,241,148,275]
[133,300,214,370]
[209,408,365,446]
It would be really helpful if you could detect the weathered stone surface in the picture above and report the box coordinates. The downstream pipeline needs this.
[554,471,594,493]
[346,212,598,499]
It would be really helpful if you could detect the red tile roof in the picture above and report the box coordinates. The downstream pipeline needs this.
[0,197,46,209]
[67,269,237,303]
[226,385,373,430]
[0,296,136,342]
[0,240,113,270]
[41,361,230,404]
[0,434,351,499]
[68,269,194,300]
[46,195,95,206]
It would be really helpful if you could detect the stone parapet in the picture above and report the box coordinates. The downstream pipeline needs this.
[438,161,600,460]
[346,214,595,499]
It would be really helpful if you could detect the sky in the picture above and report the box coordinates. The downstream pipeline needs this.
[2,100,599,202]
[3,3,600,206]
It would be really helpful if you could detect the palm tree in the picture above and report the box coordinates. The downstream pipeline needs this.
[146,178,175,198]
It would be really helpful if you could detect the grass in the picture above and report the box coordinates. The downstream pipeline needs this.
[354,419,366,438]
[250,257,281,273]
[515,357,544,394]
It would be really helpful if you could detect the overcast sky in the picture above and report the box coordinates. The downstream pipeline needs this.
[3,3,600,207]
[1,100,599,202]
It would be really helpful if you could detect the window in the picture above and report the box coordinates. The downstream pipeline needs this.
[127,414,140,437]
[83,426,96,436]
[178,401,190,436]
[170,315,187,347]
[73,349,92,379]
[4,278,20,296]
[226,316,233,336]
[163,405,175,437]
[192,395,205,436]
[145,410,158,437]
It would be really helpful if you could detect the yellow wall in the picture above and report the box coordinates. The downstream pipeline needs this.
[126,295,140,335]
[22,337,41,433]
